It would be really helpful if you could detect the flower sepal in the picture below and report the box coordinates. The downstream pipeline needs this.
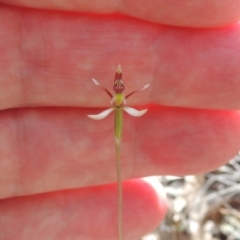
[87,108,114,120]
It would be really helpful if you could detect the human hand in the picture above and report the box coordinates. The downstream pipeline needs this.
[1,1,240,239]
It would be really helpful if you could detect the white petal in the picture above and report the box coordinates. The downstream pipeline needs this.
[140,84,150,91]
[92,78,100,86]
[123,107,148,117]
[125,84,150,99]
[88,108,114,120]
[92,78,113,98]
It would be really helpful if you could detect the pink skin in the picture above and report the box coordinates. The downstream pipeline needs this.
[1,1,240,239]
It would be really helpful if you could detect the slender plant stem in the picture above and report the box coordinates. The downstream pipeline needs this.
[115,141,122,240]
[114,107,123,240]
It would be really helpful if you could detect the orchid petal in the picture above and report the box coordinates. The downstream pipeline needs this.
[125,84,150,99]
[140,84,150,91]
[88,108,114,120]
[92,78,100,86]
[92,78,113,98]
[123,107,148,117]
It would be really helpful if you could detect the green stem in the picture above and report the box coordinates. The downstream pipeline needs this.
[115,141,122,240]
[114,107,123,240]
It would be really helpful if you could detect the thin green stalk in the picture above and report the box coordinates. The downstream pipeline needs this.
[115,140,122,240]
[115,107,123,240]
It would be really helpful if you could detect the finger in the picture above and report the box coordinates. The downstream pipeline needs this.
[0,107,240,199]
[1,0,240,27]
[0,178,167,240]
[1,8,240,110]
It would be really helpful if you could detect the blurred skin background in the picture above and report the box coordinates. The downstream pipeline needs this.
[0,1,240,239]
